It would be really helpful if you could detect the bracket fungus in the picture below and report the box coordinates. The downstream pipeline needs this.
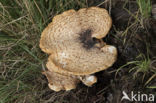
[40,7,117,91]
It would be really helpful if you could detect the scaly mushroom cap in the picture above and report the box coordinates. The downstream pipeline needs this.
[40,7,117,76]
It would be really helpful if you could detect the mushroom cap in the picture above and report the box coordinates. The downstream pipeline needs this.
[40,7,117,75]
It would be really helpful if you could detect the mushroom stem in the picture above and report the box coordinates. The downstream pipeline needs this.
[78,75,97,86]
[42,70,79,91]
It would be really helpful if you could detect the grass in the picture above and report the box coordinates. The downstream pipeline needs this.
[0,0,86,102]
[116,50,156,88]
[114,0,155,94]
[137,0,152,27]
[129,53,151,74]
[137,0,151,19]
[116,0,154,87]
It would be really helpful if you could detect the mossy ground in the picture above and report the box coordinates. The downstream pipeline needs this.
[0,0,155,103]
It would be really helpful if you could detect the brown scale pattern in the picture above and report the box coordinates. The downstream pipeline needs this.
[40,7,117,91]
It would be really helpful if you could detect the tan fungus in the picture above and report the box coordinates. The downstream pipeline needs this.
[40,7,117,91]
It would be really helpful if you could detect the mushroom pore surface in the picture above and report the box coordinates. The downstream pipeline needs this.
[40,7,117,75]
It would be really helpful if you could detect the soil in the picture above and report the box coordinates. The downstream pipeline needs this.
[39,0,156,103]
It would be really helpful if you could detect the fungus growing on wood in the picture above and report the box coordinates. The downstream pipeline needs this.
[40,7,117,91]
